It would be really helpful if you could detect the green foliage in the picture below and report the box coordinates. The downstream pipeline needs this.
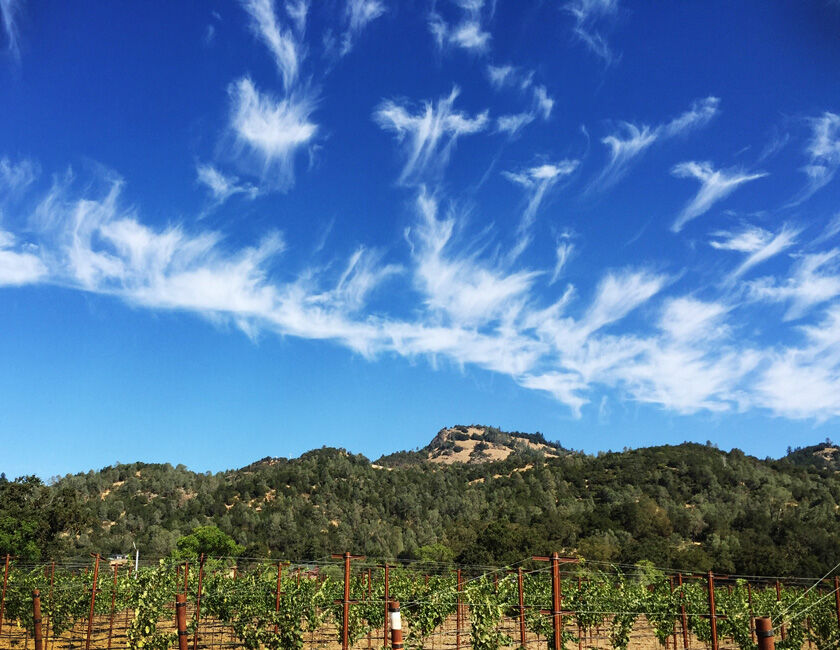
[173,525,244,560]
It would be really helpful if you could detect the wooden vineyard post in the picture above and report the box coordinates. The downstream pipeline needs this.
[0,554,10,636]
[677,573,689,649]
[756,617,775,650]
[33,590,43,650]
[383,564,390,649]
[388,601,403,650]
[517,568,526,648]
[578,576,583,650]
[85,553,100,650]
[175,593,188,650]
[533,553,580,650]
[107,564,118,650]
[707,572,719,650]
[456,568,462,650]
[194,554,205,650]
[331,552,365,650]
[748,582,756,645]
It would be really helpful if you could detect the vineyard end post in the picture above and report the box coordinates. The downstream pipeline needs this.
[456,568,462,650]
[756,617,775,650]
[388,601,403,650]
[175,593,189,650]
[533,553,579,650]
[383,564,390,649]
[33,590,43,650]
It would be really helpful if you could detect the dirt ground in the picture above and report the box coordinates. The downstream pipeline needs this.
[0,610,784,649]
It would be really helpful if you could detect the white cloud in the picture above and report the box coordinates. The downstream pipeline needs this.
[594,97,720,190]
[0,156,39,195]
[565,0,619,64]
[710,223,799,281]
[550,236,574,285]
[0,0,22,60]
[228,77,318,191]
[240,0,306,91]
[373,87,489,184]
[503,160,578,260]
[496,112,535,135]
[671,161,767,232]
[748,249,840,320]
[340,0,385,55]
[486,64,516,89]
[0,229,46,286]
[754,305,840,419]
[408,189,539,327]
[797,112,840,201]
[196,164,259,203]
[8,163,840,423]
[429,0,492,54]
[532,86,554,120]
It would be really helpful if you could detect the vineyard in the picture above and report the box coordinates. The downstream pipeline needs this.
[0,553,839,650]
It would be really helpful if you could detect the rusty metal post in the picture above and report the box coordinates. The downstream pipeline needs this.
[331,552,365,650]
[456,568,462,650]
[707,571,718,650]
[533,553,578,650]
[85,554,100,650]
[0,554,10,636]
[193,554,205,650]
[175,593,188,650]
[33,590,43,650]
[517,568,526,648]
[678,573,688,649]
[756,617,775,650]
[389,601,403,650]
[383,564,390,649]
[107,564,118,650]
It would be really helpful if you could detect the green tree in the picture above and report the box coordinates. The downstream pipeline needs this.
[172,525,244,559]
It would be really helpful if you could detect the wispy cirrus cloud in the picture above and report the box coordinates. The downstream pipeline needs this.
[228,77,318,191]
[795,111,840,202]
[503,160,579,260]
[710,223,800,281]
[0,229,46,286]
[196,164,259,204]
[429,0,493,55]
[0,156,39,196]
[7,160,840,422]
[671,161,768,232]
[373,87,489,184]
[485,64,554,126]
[339,0,386,55]
[592,97,720,190]
[240,0,307,91]
[747,249,840,320]
[0,0,22,61]
[564,0,620,65]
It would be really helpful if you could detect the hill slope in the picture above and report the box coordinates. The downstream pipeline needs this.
[2,427,839,577]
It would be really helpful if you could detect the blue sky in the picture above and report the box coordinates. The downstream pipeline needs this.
[2,1,840,479]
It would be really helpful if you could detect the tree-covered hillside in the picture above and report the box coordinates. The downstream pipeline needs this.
[2,428,839,577]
